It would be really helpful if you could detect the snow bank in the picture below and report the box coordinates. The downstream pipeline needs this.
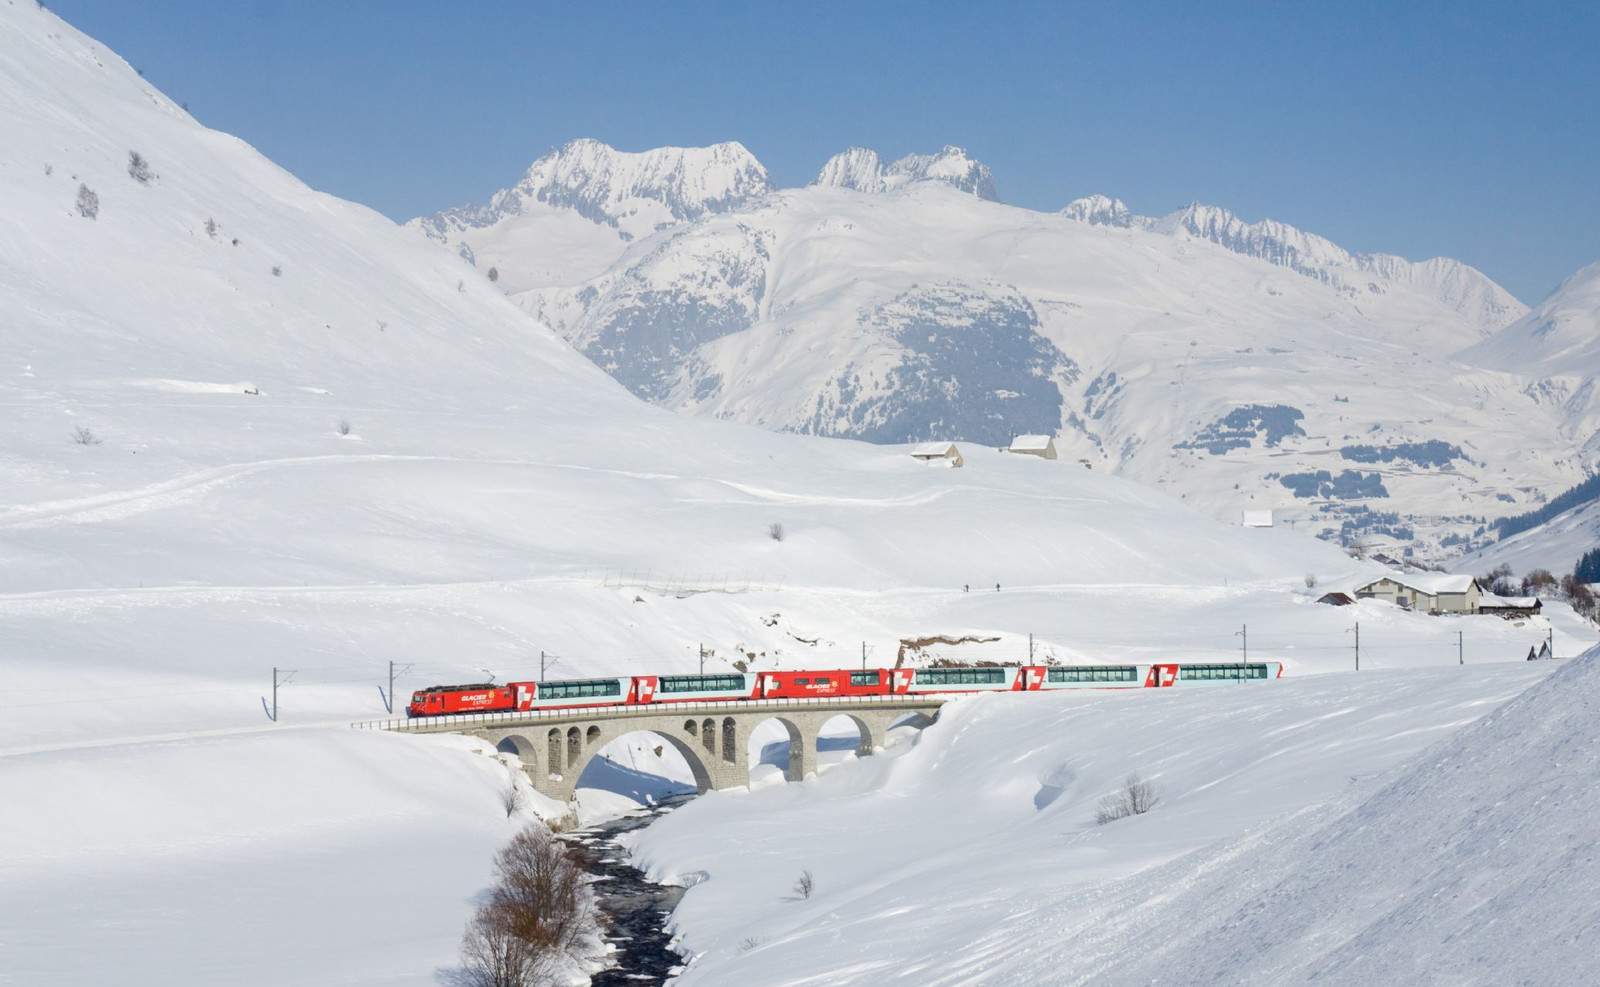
[627,662,1560,985]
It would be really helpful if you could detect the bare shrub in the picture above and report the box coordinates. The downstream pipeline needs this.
[1096,772,1161,825]
[336,419,352,436]
[768,522,785,543]
[127,151,153,184]
[500,778,525,819]
[487,266,500,283]
[458,904,550,987]
[72,426,101,446]
[1523,568,1557,595]
[738,936,766,952]
[1304,572,1317,589]
[271,265,282,277]
[793,869,814,899]
[491,826,591,955]
[1480,563,1516,597]
[205,217,217,237]
[458,825,593,986]
[75,183,99,219]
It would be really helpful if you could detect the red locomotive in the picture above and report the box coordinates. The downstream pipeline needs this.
[406,661,1282,717]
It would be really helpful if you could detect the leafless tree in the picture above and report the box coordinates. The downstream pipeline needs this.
[458,905,551,987]
[1096,772,1162,825]
[499,778,525,819]
[793,869,814,899]
[205,217,217,237]
[271,265,282,277]
[1304,572,1317,589]
[457,825,594,985]
[336,419,352,436]
[72,426,101,446]
[768,522,785,543]
[127,150,153,184]
[487,266,500,283]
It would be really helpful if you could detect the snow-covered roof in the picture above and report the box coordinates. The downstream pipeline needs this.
[910,441,959,457]
[1361,572,1481,595]
[1480,594,1540,608]
[1008,435,1054,451]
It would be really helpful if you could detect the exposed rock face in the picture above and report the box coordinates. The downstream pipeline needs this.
[814,145,998,201]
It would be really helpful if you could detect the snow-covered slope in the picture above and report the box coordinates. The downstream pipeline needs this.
[406,138,772,291]
[629,656,1590,985]
[1459,259,1600,450]
[1095,644,1600,984]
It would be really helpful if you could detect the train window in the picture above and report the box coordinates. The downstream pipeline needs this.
[850,671,881,686]
[795,678,810,685]
[658,674,747,694]
[815,677,833,686]
[913,667,1006,686]
[1177,664,1263,681]
[1046,666,1137,683]
[540,678,623,700]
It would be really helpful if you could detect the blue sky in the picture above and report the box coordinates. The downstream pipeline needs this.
[50,0,1598,303]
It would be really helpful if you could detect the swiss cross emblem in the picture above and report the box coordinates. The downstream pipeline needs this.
[638,680,655,700]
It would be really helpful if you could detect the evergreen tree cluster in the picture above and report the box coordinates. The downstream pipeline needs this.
[1495,473,1600,540]
[1575,547,1600,585]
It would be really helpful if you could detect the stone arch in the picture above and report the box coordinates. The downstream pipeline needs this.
[703,718,718,756]
[746,715,807,784]
[815,713,874,770]
[684,719,698,737]
[566,726,581,768]
[546,728,562,770]
[495,734,537,759]
[586,725,602,746]
[721,717,738,765]
[884,710,936,749]
[567,728,714,798]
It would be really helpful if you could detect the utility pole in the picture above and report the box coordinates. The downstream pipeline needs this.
[1458,630,1464,666]
[698,643,706,675]
[380,660,413,714]
[1548,626,1555,659]
[540,650,554,680]
[862,641,867,670]
[1349,621,1360,671]
[1236,624,1248,662]
[262,667,296,722]
[1028,633,1034,662]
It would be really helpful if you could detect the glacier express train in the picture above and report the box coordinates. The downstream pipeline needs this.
[406,661,1282,717]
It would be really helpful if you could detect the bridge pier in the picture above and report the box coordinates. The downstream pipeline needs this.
[439,700,942,804]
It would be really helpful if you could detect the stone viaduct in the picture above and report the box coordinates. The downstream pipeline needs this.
[358,696,947,802]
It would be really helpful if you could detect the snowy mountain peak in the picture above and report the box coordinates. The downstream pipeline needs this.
[813,147,887,193]
[1061,194,1134,228]
[413,138,773,242]
[813,145,998,200]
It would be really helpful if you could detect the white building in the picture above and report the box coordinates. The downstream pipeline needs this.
[1355,573,1483,614]
[910,442,964,468]
[1004,435,1057,460]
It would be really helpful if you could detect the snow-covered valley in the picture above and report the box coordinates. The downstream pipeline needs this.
[5,3,1600,985]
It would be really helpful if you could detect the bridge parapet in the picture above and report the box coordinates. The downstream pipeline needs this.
[354,696,947,802]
